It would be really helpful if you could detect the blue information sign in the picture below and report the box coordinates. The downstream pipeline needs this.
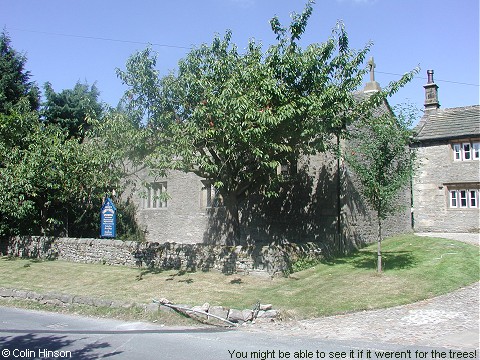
[100,197,117,238]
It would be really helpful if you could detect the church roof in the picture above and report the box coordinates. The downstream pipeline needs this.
[414,105,480,142]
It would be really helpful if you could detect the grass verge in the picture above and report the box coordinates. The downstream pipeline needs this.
[0,234,478,322]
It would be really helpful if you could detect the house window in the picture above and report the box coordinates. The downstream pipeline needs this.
[470,190,477,208]
[449,188,479,209]
[144,182,167,209]
[276,159,298,179]
[463,143,471,160]
[473,143,480,160]
[453,144,461,161]
[452,141,480,161]
[450,191,457,208]
[280,164,290,176]
[201,180,222,208]
[459,190,468,208]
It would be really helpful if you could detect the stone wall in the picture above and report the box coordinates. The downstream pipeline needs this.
[126,148,412,248]
[125,169,210,244]
[4,236,327,276]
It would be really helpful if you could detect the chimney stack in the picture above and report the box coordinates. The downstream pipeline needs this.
[424,70,440,111]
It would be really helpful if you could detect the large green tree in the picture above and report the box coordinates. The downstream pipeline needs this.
[0,105,122,236]
[0,33,125,237]
[0,31,39,114]
[345,104,418,272]
[116,1,416,244]
[42,81,103,140]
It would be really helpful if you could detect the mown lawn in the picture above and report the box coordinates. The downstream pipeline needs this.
[0,234,478,320]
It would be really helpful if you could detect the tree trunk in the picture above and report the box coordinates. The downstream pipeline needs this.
[377,211,382,273]
[224,195,240,246]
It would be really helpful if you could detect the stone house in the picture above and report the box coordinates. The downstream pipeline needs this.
[412,70,480,233]
[125,64,412,249]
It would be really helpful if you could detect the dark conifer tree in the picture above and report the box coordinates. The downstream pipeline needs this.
[0,30,40,114]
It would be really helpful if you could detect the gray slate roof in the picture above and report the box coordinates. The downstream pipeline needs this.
[414,105,480,141]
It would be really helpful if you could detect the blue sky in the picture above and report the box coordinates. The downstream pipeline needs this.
[1,0,479,123]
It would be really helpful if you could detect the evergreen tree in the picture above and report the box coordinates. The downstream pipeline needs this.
[0,30,39,114]
[42,81,103,140]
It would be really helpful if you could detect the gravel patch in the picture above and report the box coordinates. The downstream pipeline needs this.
[415,232,479,246]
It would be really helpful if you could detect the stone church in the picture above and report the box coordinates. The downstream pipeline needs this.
[125,62,412,251]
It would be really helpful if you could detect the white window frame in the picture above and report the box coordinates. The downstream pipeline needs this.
[459,190,468,208]
[469,190,478,208]
[453,143,461,161]
[449,190,458,208]
[462,143,472,161]
[452,142,480,161]
[473,142,480,160]
[449,188,480,209]
[144,182,167,209]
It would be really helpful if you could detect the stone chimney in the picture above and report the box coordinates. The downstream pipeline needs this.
[423,70,440,111]
[363,57,381,93]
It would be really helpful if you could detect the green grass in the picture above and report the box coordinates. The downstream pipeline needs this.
[0,234,478,321]
[0,296,200,326]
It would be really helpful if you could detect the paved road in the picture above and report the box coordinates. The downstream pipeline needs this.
[0,307,474,360]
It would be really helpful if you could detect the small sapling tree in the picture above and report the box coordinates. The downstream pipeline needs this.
[345,103,418,272]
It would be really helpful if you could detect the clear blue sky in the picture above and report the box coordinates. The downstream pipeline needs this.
[1,0,479,123]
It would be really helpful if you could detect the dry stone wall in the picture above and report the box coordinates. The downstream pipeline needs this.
[4,236,326,276]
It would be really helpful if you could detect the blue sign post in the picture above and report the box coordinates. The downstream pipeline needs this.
[100,197,117,238]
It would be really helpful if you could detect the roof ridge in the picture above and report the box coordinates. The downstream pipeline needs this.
[414,104,479,141]
[434,105,480,112]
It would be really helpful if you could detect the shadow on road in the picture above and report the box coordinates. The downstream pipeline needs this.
[0,333,121,359]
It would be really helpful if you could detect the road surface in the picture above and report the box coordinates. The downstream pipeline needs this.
[1,306,476,360]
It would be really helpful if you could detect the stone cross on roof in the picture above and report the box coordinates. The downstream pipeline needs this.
[368,57,376,82]
[364,56,381,93]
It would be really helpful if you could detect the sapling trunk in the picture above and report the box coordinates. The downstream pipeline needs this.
[377,212,382,272]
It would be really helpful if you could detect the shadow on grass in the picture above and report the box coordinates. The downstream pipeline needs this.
[135,268,196,284]
[139,267,165,276]
[162,270,194,284]
[2,255,20,262]
[322,250,417,271]
[178,278,194,284]
[1,256,56,263]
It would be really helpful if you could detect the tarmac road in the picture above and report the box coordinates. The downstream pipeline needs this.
[0,306,478,360]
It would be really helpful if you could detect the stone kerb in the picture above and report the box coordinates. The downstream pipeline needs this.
[5,236,326,276]
[0,287,280,325]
